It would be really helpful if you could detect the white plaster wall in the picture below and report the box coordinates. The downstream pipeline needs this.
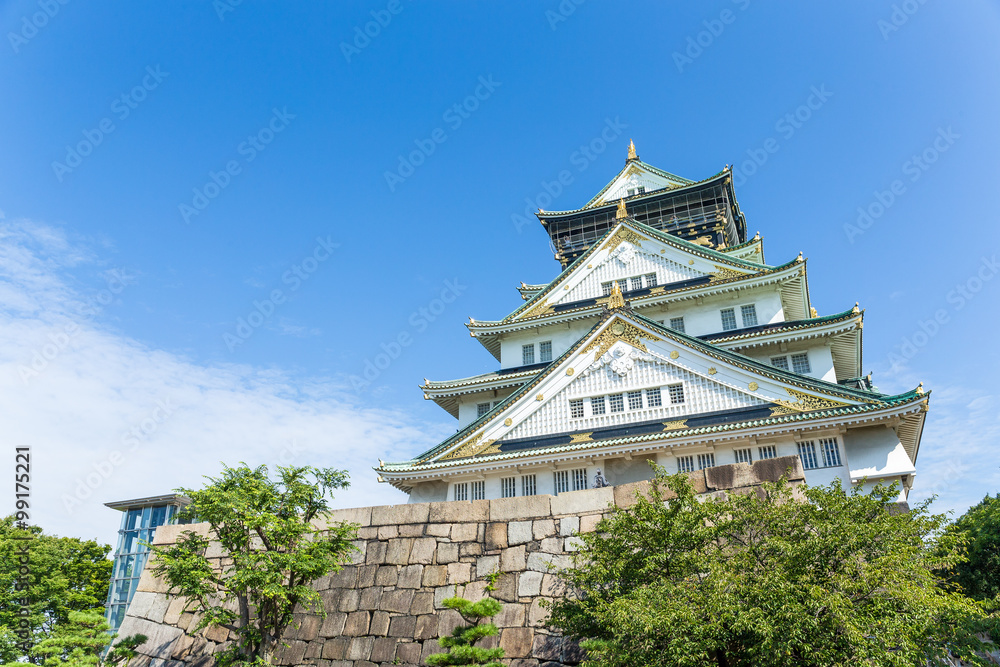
[842,425,915,480]
[499,320,597,369]
[745,344,836,382]
[554,243,702,305]
[456,387,519,429]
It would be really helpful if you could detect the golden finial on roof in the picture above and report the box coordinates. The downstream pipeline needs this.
[754,230,761,240]
[852,302,860,314]
[916,382,924,395]
[608,281,626,310]
[810,307,818,318]
[616,198,628,220]
[627,139,638,161]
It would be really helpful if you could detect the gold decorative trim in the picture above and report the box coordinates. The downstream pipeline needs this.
[535,394,544,401]
[607,282,626,309]
[604,225,645,253]
[711,265,745,282]
[569,432,593,444]
[616,198,628,220]
[770,387,852,415]
[688,259,694,265]
[708,367,717,375]
[478,440,502,457]
[566,368,574,376]
[503,418,512,426]
[442,433,492,461]
[748,382,759,391]
[520,299,554,320]
[662,420,687,431]
[669,351,679,359]
[581,318,657,360]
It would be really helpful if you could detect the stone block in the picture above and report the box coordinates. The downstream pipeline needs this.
[495,602,526,628]
[528,598,550,626]
[322,505,373,528]
[493,572,519,602]
[508,520,533,545]
[357,564,377,588]
[485,522,508,550]
[688,469,709,494]
[539,537,562,553]
[415,613,438,640]
[463,579,489,602]
[410,537,437,564]
[275,639,307,665]
[559,516,580,536]
[420,639,443,663]
[346,539,366,565]
[126,591,157,619]
[381,588,415,613]
[580,514,602,533]
[541,573,563,596]
[289,614,321,641]
[359,585,383,610]
[437,608,465,638]
[163,596,187,626]
[447,561,472,584]
[518,571,543,597]
[423,564,448,587]
[321,637,348,660]
[399,523,426,537]
[398,564,424,588]
[375,565,398,586]
[119,617,184,660]
[370,610,390,636]
[365,541,387,565]
[491,495,551,522]
[437,541,459,563]
[337,588,360,613]
[550,487,614,515]
[500,627,535,658]
[563,638,587,664]
[527,552,570,573]
[377,524,399,540]
[613,479,656,508]
[371,502,430,526]
[434,584,456,608]
[330,565,357,589]
[386,538,415,564]
[410,590,435,615]
[369,636,398,663]
[343,611,370,636]
[319,612,347,637]
[355,525,378,539]
[532,519,556,540]
[389,614,417,638]
[450,522,479,542]
[532,634,562,661]
[501,545,527,571]
[396,642,422,664]
[429,499,489,523]
[346,636,375,661]
[135,568,171,595]
[477,554,500,578]
[460,541,484,557]
[425,523,451,537]
[565,536,585,552]
[751,454,804,482]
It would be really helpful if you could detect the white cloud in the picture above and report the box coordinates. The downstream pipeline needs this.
[0,218,447,547]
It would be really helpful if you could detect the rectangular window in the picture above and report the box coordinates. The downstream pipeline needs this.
[501,477,517,498]
[821,438,842,467]
[770,356,789,370]
[734,448,753,464]
[539,340,552,363]
[646,387,662,407]
[758,445,777,460]
[454,483,469,501]
[677,455,695,473]
[740,304,758,327]
[791,353,811,374]
[628,391,643,410]
[477,402,491,418]
[522,344,535,365]
[554,470,570,494]
[697,453,716,470]
[645,273,657,288]
[608,393,624,413]
[638,186,646,194]
[617,278,628,292]
[572,468,587,491]
[591,395,606,415]
[668,384,685,404]
[569,399,584,419]
[630,276,643,291]
[521,474,537,497]
[471,481,485,501]
[797,441,819,470]
[669,316,685,333]
[601,282,613,296]
[721,308,737,331]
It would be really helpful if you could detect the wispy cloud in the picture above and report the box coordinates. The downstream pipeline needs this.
[0,217,445,546]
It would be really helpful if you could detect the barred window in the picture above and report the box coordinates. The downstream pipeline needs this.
[669,316,685,333]
[721,308,737,331]
[797,441,819,470]
[608,393,624,413]
[628,391,643,410]
[741,304,758,327]
[735,448,753,464]
[591,395,606,415]
[647,387,662,407]
[453,483,469,501]
[630,276,643,291]
[638,186,646,194]
[521,474,537,496]
[569,399,584,419]
[572,468,587,491]
[770,356,789,370]
[539,340,553,363]
[821,438,842,467]
[645,273,657,288]
[601,282,613,296]
[501,477,517,498]
[477,402,491,418]
[668,384,685,404]
[792,353,811,374]
[677,455,695,473]
[697,453,716,470]
[758,445,777,460]
[522,344,535,365]
[554,470,570,494]
[471,481,485,501]
[617,279,628,292]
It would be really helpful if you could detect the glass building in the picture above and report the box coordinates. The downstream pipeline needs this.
[104,494,190,632]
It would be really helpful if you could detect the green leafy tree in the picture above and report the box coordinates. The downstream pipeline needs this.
[149,464,357,667]
[946,493,1000,601]
[548,468,998,667]
[26,609,145,667]
[426,592,504,667]
[0,517,112,663]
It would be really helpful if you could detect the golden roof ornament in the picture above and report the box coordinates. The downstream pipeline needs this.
[852,302,860,314]
[810,307,818,318]
[616,198,628,220]
[607,281,626,309]
[627,139,638,161]
[916,382,924,395]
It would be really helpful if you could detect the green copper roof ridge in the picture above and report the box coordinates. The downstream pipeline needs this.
[546,168,730,218]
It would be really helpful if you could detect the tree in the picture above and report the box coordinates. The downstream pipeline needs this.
[0,517,112,663]
[548,468,998,667]
[149,464,358,667]
[26,609,145,667]
[946,493,1000,601]
[427,590,504,667]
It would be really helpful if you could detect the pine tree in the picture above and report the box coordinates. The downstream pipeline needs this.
[426,593,504,667]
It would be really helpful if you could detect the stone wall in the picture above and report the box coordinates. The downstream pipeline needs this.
[117,457,804,667]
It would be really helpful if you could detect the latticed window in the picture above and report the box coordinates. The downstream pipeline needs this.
[572,468,587,491]
[697,453,715,470]
[591,396,606,415]
[554,470,570,494]
[522,344,534,365]
[471,481,485,501]
[628,391,643,410]
[677,456,695,473]
[647,387,662,407]
[601,282,613,296]
[539,340,553,362]
[797,441,819,470]
[645,273,657,288]
[454,483,469,501]
[735,448,753,464]
[758,445,777,460]
[770,356,789,370]
[669,316,685,333]
[721,308,737,331]
[668,384,685,404]
[630,277,643,291]
[741,304,758,327]
[617,279,628,292]
[501,477,517,498]
[792,353,811,374]
[821,438,842,467]
[521,474,537,496]
[608,393,624,413]
[477,402,491,418]
[569,399,584,419]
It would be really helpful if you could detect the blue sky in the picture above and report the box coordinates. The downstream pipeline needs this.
[1,1,999,546]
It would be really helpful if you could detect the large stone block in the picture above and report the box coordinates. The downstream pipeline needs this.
[337,588,360,613]
[329,565,357,589]
[518,571,543,597]
[447,562,472,584]
[357,564,377,588]
[527,598,550,626]
[429,499,490,523]
[612,479,657,508]
[371,502,431,526]
[477,554,500,578]
[397,642,422,664]
[550,487,614,516]
[434,584,456,608]
[437,542,459,563]
[486,522,508,550]
[381,588,415,613]
[495,602,526,628]
[365,541,387,565]
[500,627,535,658]
[319,612,347,637]
[410,537,437,564]
[126,591,157,620]
[493,572,519,602]
[532,634,563,661]
[399,523,426,537]
[343,610,370,636]
[532,519,556,540]
[386,537,415,564]
[388,614,417,638]
[437,608,465,638]
[705,461,759,491]
[751,455,804,483]
[377,524,399,540]
[508,521,533,546]
[370,610,390,636]
[410,591,434,615]
[346,636,375,661]
[450,522,479,542]
[491,495,551,522]
[460,541,484,558]
[322,505,373,528]
[359,585,383,610]
[321,637,348,660]
[375,565,398,586]
[415,613,438,640]
[527,552,570,573]
[119,617,184,660]
[398,564,424,588]
[370,636,398,663]
[423,564,448,587]
[501,545,527,572]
